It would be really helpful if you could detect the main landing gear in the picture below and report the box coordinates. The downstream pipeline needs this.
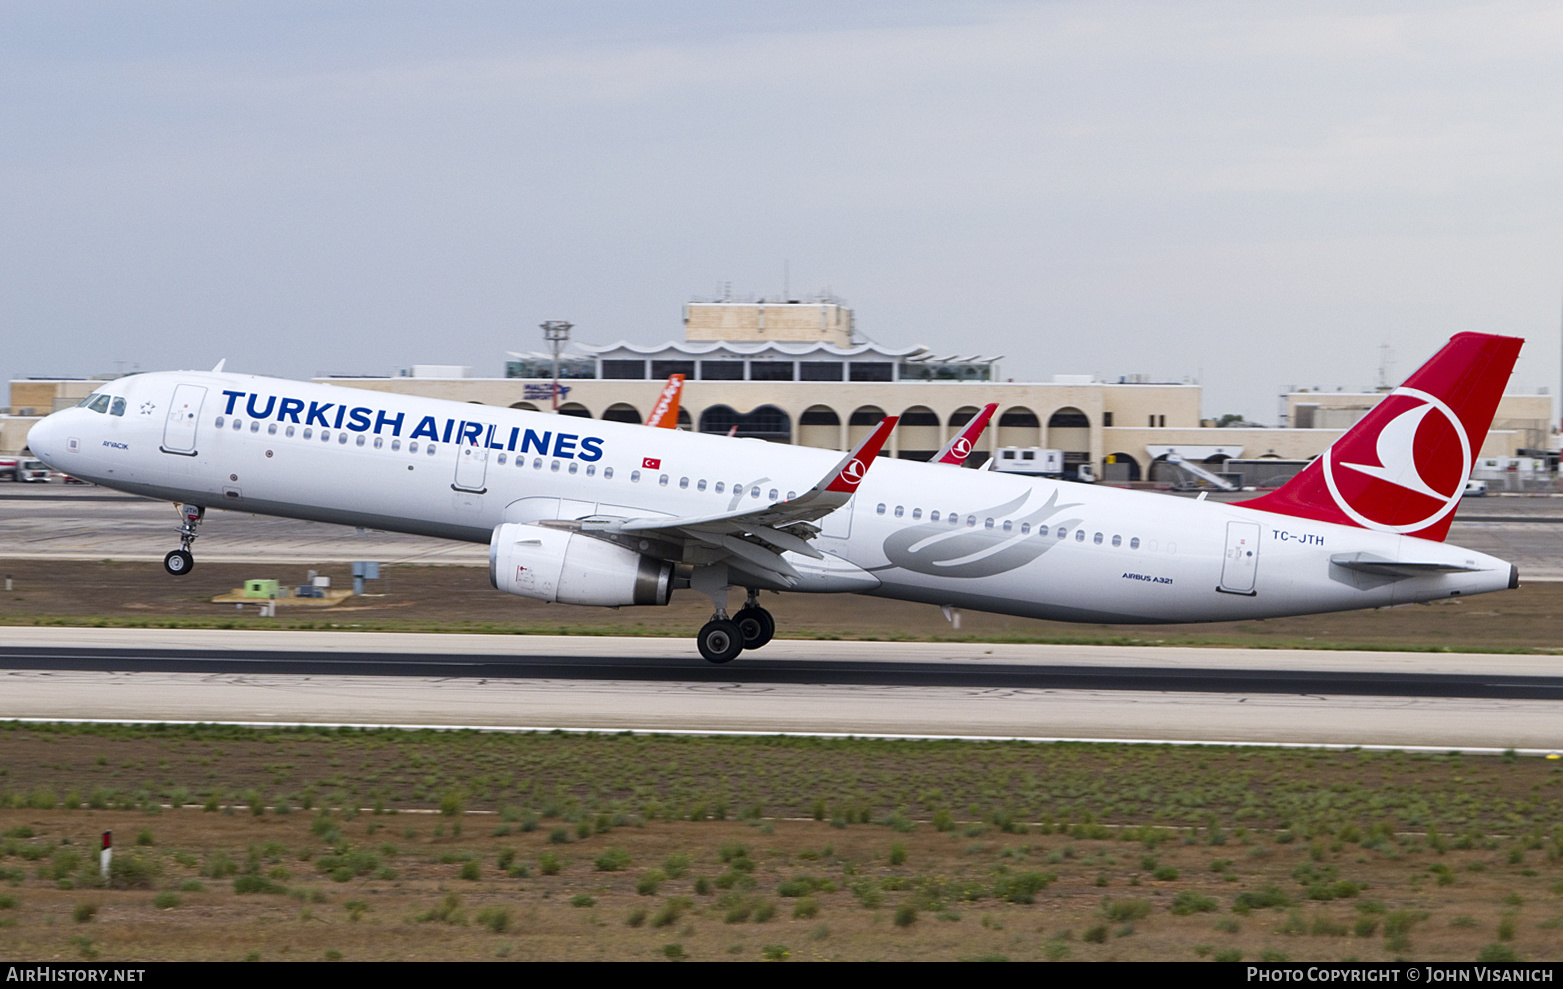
[163,503,204,576]
[696,587,775,664]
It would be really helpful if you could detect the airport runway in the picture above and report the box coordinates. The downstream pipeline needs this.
[2,487,1561,574]
[1,628,1559,751]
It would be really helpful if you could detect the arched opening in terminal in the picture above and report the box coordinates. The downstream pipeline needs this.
[602,403,642,424]
[676,409,692,430]
[699,404,792,442]
[848,406,887,448]
[898,405,940,461]
[799,405,841,449]
[557,403,592,419]
[509,402,540,411]
[998,406,1041,448]
[1103,452,1142,483]
[948,406,980,427]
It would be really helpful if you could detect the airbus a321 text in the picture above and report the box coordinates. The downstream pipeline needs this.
[25,333,1522,663]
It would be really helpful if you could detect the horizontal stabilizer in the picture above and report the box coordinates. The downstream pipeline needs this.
[1329,552,1482,578]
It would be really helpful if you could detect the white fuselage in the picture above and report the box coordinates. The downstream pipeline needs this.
[26,370,1515,623]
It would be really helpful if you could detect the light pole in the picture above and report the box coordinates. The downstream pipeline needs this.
[540,320,572,412]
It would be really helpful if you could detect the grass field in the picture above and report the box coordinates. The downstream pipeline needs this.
[3,560,1563,653]
[0,723,1560,961]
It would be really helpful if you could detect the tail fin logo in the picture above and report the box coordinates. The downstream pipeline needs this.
[1321,387,1470,534]
[951,437,972,459]
[840,458,866,485]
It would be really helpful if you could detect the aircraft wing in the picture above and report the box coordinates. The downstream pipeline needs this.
[560,417,899,583]
[933,402,997,466]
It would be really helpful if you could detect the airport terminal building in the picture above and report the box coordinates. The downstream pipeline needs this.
[5,298,1556,486]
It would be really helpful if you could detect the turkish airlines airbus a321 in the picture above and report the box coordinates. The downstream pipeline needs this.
[24,332,1522,663]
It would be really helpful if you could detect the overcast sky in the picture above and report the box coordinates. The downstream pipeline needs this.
[3,0,1561,423]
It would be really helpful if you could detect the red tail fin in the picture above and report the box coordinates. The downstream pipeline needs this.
[1241,332,1522,542]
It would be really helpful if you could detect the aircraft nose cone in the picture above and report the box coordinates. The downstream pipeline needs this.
[26,413,61,462]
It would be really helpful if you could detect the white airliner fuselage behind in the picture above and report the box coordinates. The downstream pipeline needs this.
[25,365,1515,648]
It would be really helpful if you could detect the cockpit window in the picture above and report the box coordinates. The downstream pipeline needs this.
[109,397,127,417]
[86,394,111,414]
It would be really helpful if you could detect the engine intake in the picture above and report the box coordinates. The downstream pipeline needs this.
[489,522,672,607]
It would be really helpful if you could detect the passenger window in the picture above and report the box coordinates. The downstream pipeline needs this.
[1131,537,1140,549]
[375,437,383,450]
[679,477,689,489]
[355,434,364,447]
[1020,522,1030,534]
[1093,532,1102,544]
[876,503,886,515]
[967,515,976,527]
[406,440,416,452]
[267,423,277,435]
[320,430,330,441]
[984,518,994,529]
[659,474,667,486]
[340,433,349,445]
[631,470,641,482]
[250,421,260,433]
[109,397,126,416]
[390,438,399,450]
[787,491,796,500]
[1057,528,1067,539]
[233,419,243,431]
[930,511,940,522]
[1038,525,1047,536]
[215,416,226,428]
[496,452,505,464]
[1076,530,1085,542]
[715,482,725,493]
[697,479,707,491]
[1002,520,1012,532]
[1111,535,1121,547]
[769,489,778,500]
[304,428,314,440]
[569,461,578,474]
[751,487,760,498]
[551,460,560,472]
[894,506,903,518]
[286,426,296,438]
[604,466,613,479]
[949,513,959,525]
[586,464,596,477]
[427,444,437,456]
[533,457,542,469]
[912,508,922,520]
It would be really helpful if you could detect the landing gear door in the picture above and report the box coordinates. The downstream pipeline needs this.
[161,384,206,455]
[453,444,488,493]
[1219,520,1260,595]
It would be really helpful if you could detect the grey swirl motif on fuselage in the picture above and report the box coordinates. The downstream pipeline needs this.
[872,487,1083,578]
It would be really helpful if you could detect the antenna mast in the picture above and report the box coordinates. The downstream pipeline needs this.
[540,320,572,412]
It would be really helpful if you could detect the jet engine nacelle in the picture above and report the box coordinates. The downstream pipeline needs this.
[488,522,673,607]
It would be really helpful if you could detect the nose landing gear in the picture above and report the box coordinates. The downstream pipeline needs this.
[163,503,204,576]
